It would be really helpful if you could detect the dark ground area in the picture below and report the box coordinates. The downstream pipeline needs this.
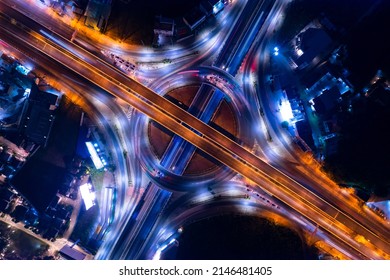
[69,204,99,253]
[277,0,389,88]
[107,0,201,44]
[39,96,82,168]
[276,0,381,43]
[324,89,390,197]
[11,160,66,212]
[11,96,81,212]
[344,2,390,90]
[163,215,319,260]
[277,0,390,196]
[0,221,51,260]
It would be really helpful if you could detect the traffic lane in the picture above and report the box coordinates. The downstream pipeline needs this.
[0,1,252,169]
[158,198,366,260]
[15,0,386,258]
[0,10,245,158]
[283,163,390,240]
[1,14,388,256]
[26,32,390,258]
[0,15,137,230]
[244,33,390,247]
[0,26,374,260]
[249,25,390,240]
[215,0,264,67]
[0,1,74,39]
[176,131,374,259]
[2,0,240,63]
[0,23,131,244]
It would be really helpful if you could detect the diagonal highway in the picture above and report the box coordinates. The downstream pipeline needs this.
[0,2,389,259]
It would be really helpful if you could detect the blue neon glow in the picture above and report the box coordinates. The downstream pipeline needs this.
[86,141,104,169]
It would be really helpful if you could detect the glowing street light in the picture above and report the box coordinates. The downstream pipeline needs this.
[273,47,279,56]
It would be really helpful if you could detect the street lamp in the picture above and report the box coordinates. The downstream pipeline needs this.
[273,47,279,56]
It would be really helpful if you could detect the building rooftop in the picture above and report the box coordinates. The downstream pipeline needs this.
[292,27,333,69]
[183,8,206,31]
[154,16,175,36]
[295,120,315,150]
[20,84,59,146]
[0,199,10,212]
[60,245,86,260]
[200,0,214,15]
[366,79,390,107]
[0,187,14,201]
[313,86,341,115]
[84,0,112,31]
